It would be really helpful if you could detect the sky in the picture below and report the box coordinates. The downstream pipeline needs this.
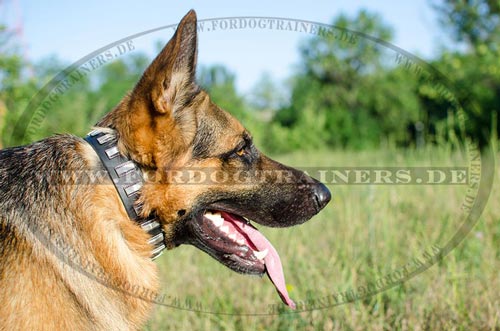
[2,0,448,94]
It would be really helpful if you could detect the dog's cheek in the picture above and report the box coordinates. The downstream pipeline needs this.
[139,183,200,222]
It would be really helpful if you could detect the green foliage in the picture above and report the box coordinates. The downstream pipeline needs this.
[0,25,38,147]
[1,3,498,151]
[197,65,268,147]
[434,0,500,50]
[265,10,421,152]
[248,72,286,113]
[198,64,248,121]
[429,0,500,147]
[1,48,149,145]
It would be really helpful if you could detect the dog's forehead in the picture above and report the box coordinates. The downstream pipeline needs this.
[214,107,244,132]
[212,106,246,138]
[200,94,245,132]
[190,99,247,159]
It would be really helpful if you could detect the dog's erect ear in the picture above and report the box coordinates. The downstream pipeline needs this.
[137,10,198,115]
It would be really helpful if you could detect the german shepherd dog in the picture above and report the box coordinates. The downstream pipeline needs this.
[0,10,330,330]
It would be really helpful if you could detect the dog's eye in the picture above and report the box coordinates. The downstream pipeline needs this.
[232,141,248,158]
[235,148,246,157]
[227,136,254,162]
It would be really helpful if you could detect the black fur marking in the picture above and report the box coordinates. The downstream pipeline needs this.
[191,118,218,159]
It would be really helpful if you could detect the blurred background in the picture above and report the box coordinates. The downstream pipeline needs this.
[1,1,499,330]
[2,0,498,150]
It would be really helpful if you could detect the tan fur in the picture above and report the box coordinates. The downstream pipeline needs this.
[0,9,331,331]
[0,11,200,330]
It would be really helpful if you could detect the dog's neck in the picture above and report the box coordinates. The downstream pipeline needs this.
[84,129,166,260]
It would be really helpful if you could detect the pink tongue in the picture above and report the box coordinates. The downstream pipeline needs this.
[221,212,296,309]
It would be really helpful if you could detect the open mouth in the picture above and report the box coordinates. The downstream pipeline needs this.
[189,210,296,309]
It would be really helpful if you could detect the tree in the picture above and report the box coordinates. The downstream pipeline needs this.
[197,65,247,117]
[434,0,500,52]
[197,64,268,146]
[431,0,500,146]
[268,10,420,151]
[249,72,286,114]
[0,24,38,147]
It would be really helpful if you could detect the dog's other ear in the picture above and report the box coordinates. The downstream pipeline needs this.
[137,10,199,115]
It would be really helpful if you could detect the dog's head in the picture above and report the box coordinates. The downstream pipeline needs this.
[98,10,330,308]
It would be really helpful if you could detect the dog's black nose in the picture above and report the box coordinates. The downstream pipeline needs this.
[313,182,331,211]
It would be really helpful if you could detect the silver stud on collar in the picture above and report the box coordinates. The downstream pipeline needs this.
[84,130,166,260]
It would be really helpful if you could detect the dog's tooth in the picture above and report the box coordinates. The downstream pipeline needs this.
[220,225,229,234]
[205,212,224,227]
[228,234,237,241]
[204,212,216,219]
[213,217,224,227]
[253,248,269,260]
[236,239,245,245]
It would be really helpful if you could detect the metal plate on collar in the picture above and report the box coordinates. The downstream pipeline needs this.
[84,130,167,261]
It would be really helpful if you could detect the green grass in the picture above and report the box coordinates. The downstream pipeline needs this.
[145,146,500,331]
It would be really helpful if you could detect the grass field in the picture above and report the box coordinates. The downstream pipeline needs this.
[145,146,499,331]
